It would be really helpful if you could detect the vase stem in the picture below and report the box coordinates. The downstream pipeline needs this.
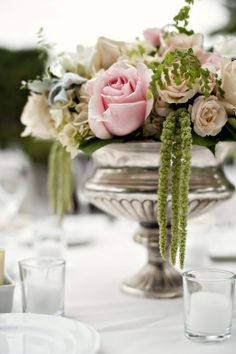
[121,224,183,298]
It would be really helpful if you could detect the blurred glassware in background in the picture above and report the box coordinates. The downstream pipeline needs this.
[0,149,29,231]
[34,218,66,258]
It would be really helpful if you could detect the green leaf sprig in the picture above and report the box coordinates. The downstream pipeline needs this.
[173,0,195,35]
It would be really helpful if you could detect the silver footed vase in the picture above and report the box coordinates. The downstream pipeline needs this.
[83,142,235,299]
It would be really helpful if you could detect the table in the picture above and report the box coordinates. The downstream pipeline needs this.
[7,166,236,354]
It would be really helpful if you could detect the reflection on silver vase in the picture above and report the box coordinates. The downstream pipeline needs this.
[83,142,235,298]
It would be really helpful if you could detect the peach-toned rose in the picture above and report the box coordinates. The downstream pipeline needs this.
[88,61,153,139]
[190,96,227,137]
[157,69,199,104]
[167,33,203,52]
[143,28,162,47]
[21,93,56,139]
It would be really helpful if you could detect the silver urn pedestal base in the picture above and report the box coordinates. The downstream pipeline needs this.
[121,224,182,298]
[83,142,235,299]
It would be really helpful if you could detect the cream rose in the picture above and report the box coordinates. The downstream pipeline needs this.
[190,96,227,137]
[157,69,199,104]
[92,37,127,72]
[167,33,203,52]
[21,93,56,140]
[220,60,236,115]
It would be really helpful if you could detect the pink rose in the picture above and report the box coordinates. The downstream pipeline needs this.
[88,62,154,139]
[196,50,221,72]
[143,28,162,47]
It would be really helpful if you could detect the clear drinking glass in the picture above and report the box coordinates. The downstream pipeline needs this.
[183,269,235,342]
[19,258,65,316]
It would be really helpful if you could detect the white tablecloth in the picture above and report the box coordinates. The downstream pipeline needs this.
[65,220,236,354]
[6,166,236,354]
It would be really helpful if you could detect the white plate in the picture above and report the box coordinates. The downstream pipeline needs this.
[0,313,100,354]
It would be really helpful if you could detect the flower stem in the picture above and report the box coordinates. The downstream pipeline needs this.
[48,141,60,214]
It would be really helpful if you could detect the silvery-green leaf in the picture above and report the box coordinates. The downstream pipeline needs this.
[48,83,68,106]
[28,78,52,93]
[53,89,69,105]
[61,73,86,89]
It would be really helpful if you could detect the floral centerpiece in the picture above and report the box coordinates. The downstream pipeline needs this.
[21,0,236,268]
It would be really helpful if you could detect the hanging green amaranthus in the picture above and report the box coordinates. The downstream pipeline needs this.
[49,141,73,222]
[157,112,176,260]
[170,118,182,265]
[157,108,192,268]
[178,109,192,268]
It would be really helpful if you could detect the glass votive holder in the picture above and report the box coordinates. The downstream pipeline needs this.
[183,269,235,342]
[19,258,65,316]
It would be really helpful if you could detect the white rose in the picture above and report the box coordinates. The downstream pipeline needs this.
[21,94,56,140]
[220,60,236,115]
[214,36,236,58]
[190,96,227,137]
[55,45,96,77]
[157,69,199,104]
[91,36,127,72]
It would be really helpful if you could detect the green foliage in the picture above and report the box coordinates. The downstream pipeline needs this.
[228,117,236,130]
[0,47,49,162]
[173,0,195,35]
[226,123,236,140]
[79,137,125,156]
[79,128,144,156]
[192,132,218,155]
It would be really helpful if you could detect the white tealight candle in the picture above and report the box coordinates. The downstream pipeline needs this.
[188,291,231,334]
[27,282,64,315]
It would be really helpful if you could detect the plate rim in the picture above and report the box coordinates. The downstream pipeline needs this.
[0,313,101,354]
